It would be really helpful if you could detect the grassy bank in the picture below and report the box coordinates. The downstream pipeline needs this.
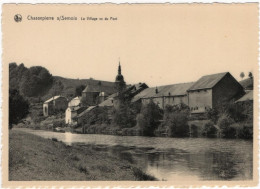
[9,130,156,181]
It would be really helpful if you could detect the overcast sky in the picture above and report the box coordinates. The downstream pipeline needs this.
[3,3,258,87]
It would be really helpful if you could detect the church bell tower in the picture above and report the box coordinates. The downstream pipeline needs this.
[115,61,126,92]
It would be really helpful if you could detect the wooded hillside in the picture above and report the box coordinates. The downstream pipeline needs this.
[9,63,116,101]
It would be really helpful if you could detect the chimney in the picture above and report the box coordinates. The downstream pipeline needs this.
[155,87,158,94]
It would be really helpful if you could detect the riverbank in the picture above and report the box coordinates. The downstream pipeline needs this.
[9,130,156,181]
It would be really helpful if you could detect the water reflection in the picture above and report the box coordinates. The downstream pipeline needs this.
[15,128,253,181]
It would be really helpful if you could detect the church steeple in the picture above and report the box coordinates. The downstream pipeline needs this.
[115,60,126,92]
[118,62,121,75]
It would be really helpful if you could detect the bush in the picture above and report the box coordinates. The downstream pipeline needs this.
[9,89,29,129]
[111,101,139,128]
[53,119,65,128]
[136,100,162,136]
[217,114,235,138]
[190,124,198,137]
[202,121,217,138]
[166,113,189,137]
[82,107,110,125]
[237,123,253,139]
[206,108,219,123]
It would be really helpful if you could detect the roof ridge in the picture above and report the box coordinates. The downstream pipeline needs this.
[200,72,228,78]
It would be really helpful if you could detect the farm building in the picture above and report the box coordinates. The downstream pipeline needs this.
[81,82,117,106]
[43,96,68,116]
[187,72,245,113]
[132,82,194,109]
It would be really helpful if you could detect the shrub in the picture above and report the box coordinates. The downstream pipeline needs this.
[237,123,253,139]
[217,114,235,138]
[167,113,189,137]
[202,121,217,138]
[111,101,139,128]
[9,89,29,128]
[190,124,198,137]
[136,100,162,136]
[206,108,219,123]
[53,119,65,128]
[82,107,110,125]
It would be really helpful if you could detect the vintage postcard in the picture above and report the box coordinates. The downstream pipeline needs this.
[1,3,259,188]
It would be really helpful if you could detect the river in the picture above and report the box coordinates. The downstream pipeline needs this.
[15,128,253,181]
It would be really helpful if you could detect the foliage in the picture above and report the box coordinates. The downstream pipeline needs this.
[217,114,236,138]
[9,89,29,128]
[240,72,245,79]
[53,119,66,128]
[112,102,137,128]
[207,102,250,124]
[236,123,253,139]
[248,72,253,78]
[206,108,219,123]
[9,63,115,100]
[82,107,110,125]
[136,100,163,136]
[9,63,54,97]
[75,85,85,97]
[166,113,190,137]
[20,66,54,97]
[202,121,217,137]
[162,104,190,137]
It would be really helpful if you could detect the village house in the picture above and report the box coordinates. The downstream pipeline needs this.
[65,106,88,125]
[81,82,117,106]
[187,72,245,113]
[65,81,116,124]
[132,82,194,109]
[43,96,68,116]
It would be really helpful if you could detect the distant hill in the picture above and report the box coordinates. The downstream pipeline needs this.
[9,63,116,102]
[44,76,117,101]
[239,77,253,90]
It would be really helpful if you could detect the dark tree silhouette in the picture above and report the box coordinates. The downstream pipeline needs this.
[240,72,245,80]
[75,85,85,97]
[248,72,253,79]
[9,89,29,129]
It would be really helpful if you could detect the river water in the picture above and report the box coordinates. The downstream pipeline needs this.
[15,128,253,181]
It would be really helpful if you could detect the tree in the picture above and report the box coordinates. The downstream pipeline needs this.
[137,100,162,136]
[240,72,245,80]
[217,114,235,138]
[9,89,29,129]
[75,85,85,97]
[248,72,253,79]
[19,65,53,97]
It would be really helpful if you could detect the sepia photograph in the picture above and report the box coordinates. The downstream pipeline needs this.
[1,3,258,187]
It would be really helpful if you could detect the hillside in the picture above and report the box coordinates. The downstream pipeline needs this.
[9,63,116,102]
[44,76,117,100]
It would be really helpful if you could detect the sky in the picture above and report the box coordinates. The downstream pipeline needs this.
[3,3,258,87]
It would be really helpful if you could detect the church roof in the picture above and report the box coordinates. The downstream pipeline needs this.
[188,72,229,91]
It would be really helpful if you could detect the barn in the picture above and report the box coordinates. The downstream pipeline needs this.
[132,82,194,109]
[187,72,245,113]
